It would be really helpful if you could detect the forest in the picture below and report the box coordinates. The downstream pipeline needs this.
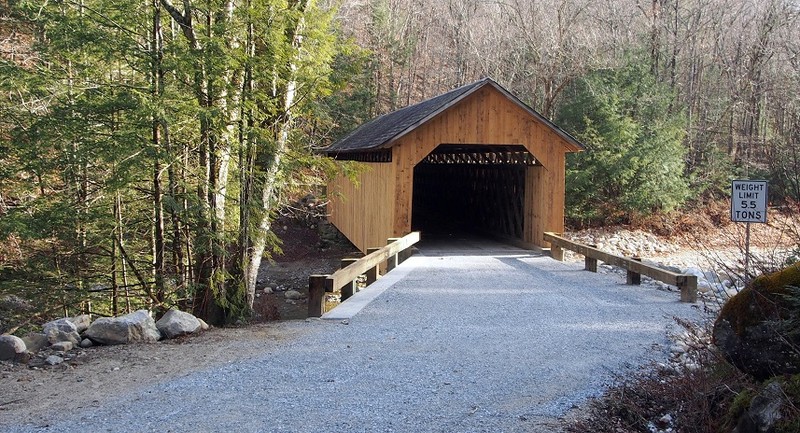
[1,0,799,326]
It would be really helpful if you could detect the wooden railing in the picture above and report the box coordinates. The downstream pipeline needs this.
[307,231,421,317]
[544,232,697,303]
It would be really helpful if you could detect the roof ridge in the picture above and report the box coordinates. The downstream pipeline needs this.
[324,77,584,155]
[326,78,492,154]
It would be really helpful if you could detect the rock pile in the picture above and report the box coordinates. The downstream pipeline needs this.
[568,229,679,258]
[566,229,746,305]
[0,309,209,365]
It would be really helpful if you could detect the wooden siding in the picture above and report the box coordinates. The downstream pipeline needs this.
[327,162,396,252]
[391,87,573,240]
[524,156,566,247]
[328,85,576,252]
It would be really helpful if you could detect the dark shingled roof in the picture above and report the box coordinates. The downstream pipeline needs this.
[325,77,584,155]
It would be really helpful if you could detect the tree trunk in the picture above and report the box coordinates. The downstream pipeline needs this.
[244,0,311,309]
[151,0,166,308]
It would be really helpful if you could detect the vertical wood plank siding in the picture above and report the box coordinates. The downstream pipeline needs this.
[327,162,396,252]
[328,86,577,252]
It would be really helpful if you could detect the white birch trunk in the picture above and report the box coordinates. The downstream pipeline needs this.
[245,2,309,308]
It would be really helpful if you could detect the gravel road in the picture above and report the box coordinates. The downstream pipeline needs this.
[5,243,701,433]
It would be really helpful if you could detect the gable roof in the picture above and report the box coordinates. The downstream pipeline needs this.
[325,77,584,155]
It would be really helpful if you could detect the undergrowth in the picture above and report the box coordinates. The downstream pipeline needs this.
[566,350,746,432]
[566,321,800,433]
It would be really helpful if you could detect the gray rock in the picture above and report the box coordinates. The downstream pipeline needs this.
[22,332,49,353]
[0,335,26,361]
[713,317,800,380]
[67,314,91,333]
[285,290,303,300]
[713,273,800,380]
[79,338,93,348]
[43,317,77,334]
[155,310,202,339]
[47,329,81,346]
[84,310,161,345]
[51,341,73,352]
[43,318,81,346]
[45,355,64,366]
[733,382,785,433]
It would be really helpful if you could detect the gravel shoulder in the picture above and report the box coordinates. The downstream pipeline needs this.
[0,324,309,427]
[2,244,701,432]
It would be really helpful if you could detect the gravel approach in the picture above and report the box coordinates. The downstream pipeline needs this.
[5,243,701,433]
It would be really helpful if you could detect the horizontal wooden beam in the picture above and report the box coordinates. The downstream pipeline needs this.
[544,232,697,303]
[307,232,421,317]
[327,232,420,293]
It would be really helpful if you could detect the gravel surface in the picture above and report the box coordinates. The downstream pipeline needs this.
[4,243,701,433]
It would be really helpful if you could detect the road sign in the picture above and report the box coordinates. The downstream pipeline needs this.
[731,180,768,223]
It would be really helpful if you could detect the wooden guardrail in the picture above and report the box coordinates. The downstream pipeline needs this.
[544,232,697,303]
[307,231,421,317]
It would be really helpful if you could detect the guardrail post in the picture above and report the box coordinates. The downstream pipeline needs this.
[340,258,359,301]
[550,245,564,261]
[387,237,400,271]
[678,275,698,303]
[626,257,642,285]
[585,244,598,272]
[308,275,327,318]
[365,247,380,285]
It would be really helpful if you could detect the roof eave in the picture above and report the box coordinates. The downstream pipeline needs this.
[374,78,495,150]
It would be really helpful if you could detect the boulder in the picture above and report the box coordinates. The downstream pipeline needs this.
[285,290,303,300]
[22,332,49,353]
[84,310,161,345]
[43,318,81,346]
[67,314,91,333]
[0,335,27,361]
[713,263,800,379]
[45,355,64,366]
[51,341,73,352]
[155,310,202,339]
[733,382,785,433]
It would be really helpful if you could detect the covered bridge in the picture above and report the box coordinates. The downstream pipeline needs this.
[324,78,584,253]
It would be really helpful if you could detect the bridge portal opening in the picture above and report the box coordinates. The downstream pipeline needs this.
[411,144,536,241]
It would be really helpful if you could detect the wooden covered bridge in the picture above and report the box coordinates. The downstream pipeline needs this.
[324,78,584,253]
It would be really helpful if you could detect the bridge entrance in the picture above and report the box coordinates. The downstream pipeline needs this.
[411,144,536,243]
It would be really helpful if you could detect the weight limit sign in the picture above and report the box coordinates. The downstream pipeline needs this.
[731,180,768,223]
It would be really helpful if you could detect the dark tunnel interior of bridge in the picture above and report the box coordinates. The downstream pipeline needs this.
[410,145,531,242]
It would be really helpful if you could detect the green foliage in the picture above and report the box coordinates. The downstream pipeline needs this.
[557,59,690,225]
[775,374,800,433]
[767,131,800,203]
[779,285,800,341]
[725,387,756,428]
[0,0,345,326]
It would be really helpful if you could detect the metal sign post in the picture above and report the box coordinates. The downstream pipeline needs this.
[731,180,768,283]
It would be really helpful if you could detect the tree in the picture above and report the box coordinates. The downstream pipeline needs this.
[557,58,689,224]
[0,0,340,325]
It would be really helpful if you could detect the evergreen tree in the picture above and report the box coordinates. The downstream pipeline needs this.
[557,59,690,224]
[1,0,341,325]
